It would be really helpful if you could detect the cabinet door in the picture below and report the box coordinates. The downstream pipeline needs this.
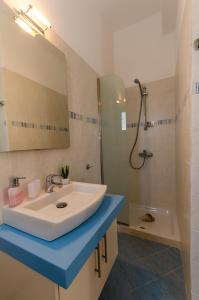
[0,251,58,300]
[59,221,118,300]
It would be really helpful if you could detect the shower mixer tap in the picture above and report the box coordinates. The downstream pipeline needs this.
[144,121,155,131]
[142,86,148,96]
[139,150,153,159]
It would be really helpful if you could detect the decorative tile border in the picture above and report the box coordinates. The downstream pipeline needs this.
[69,110,175,128]
[127,118,175,128]
[8,120,68,132]
[69,111,98,124]
[0,114,175,133]
[0,110,99,134]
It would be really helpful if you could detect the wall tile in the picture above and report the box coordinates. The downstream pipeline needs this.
[175,0,192,296]
[126,77,176,213]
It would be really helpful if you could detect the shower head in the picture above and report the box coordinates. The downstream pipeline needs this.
[134,78,140,84]
[134,78,144,97]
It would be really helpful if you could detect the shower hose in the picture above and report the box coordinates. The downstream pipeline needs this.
[129,87,146,170]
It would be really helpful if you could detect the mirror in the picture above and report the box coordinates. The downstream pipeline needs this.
[0,2,69,152]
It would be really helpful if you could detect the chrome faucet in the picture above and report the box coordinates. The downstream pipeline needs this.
[45,174,63,193]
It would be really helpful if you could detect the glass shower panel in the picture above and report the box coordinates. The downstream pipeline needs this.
[99,75,129,224]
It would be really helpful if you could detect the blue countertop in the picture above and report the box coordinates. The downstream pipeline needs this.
[0,194,125,289]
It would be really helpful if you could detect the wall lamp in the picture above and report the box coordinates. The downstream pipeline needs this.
[116,96,126,104]
[15,5,51,37]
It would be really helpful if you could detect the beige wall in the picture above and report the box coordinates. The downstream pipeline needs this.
[126,77,176,214]
[175,0,192,298]
[0,3,101,222]
[191,0,199,299]
[113,13,176,88]
[175,0,199,299]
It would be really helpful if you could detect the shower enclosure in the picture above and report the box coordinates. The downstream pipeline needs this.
[98,75,179,245]
[98,75,129,223]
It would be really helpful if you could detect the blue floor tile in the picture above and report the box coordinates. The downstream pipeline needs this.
[102,259,159,299]
[118,233,169,264]
[167,247,182,264]
[131,280,171,300]
[130,272,187,300]
[99,233,187,300]
[173,266,185,281]
[99,259,133,300]
[162,272,187,299]
[119,259,160,289]
[132,247,182,276]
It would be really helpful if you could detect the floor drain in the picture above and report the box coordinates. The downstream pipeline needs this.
[139,226,146,230]
[56,202,67,209]
[141,213,155,222]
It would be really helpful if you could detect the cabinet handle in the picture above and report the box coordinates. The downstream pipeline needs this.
[95,243,101,278]
[102,234,108,263]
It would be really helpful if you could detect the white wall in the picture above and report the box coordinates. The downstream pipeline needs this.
[190,1,199,299]
[113,12,176,87]
[176,0,187,36]
[175,0,193,298]
[3,0,113,75]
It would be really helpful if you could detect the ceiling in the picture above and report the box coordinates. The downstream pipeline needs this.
[97,0,178,34]
[3,0,179,74]
[4,0,178,35]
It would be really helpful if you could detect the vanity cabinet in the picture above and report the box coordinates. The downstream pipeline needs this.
[59,221,118,300]
[0,221,117,300]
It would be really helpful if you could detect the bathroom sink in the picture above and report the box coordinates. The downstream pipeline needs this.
[3,182,107,241]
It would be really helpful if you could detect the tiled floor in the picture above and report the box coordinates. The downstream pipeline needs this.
[99,233,187,300]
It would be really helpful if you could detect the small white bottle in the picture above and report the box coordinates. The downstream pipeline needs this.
[27,179,41,199]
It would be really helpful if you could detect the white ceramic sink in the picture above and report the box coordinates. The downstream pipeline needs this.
[3,182,107,241]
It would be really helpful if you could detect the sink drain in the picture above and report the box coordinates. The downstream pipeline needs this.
[56,202,67,209]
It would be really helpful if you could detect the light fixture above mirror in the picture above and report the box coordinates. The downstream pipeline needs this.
[15,4,51,37]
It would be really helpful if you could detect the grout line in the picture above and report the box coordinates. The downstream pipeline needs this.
[160,266,183,278]
[129,277,159,293]
[118,245,171,265]
[118,245,182,277]
[136,246,179,265]
[126,263,183,294]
